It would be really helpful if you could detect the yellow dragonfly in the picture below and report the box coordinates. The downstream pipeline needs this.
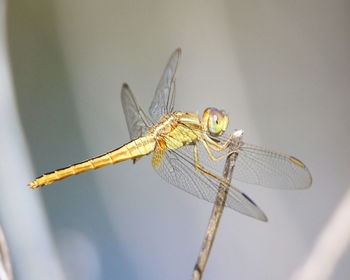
[29,49,312,221]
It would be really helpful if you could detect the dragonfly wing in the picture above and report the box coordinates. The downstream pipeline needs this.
[149,48,181,121]
[153,145,267,221]
[121,83,151,140]
[233,143,312,189]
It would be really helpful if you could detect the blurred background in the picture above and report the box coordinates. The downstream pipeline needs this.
[1,0,349,279]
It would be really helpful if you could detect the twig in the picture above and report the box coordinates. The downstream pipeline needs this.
[0,226,13,280]
[192,130,243,280]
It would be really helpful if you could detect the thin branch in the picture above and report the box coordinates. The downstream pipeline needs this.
[192,130,243,280]
[0,226,13,280]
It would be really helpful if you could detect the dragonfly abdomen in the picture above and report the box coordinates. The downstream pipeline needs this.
[29,135,156,188]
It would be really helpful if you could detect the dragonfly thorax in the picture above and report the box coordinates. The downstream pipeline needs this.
[150,112,180,136]
[202,107,229,137]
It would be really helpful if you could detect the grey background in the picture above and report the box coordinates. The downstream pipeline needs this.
[3,0,350,279]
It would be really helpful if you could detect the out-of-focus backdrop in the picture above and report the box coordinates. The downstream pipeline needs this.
[1,0,349,279]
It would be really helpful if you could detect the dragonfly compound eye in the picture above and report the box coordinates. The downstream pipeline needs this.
[203,107,229,136]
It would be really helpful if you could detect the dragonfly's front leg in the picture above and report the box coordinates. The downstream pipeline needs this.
[202,129,243,152]
[193,144,227,182]
[199,138,238,162]
[202,134,232,152]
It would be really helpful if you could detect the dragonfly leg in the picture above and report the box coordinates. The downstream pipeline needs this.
[202,134,237,152]
[193,144,228,183]
[200,138,238,161]
[193,143,200,171]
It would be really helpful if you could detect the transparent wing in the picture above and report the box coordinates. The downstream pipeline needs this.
[153,144,267,221]
[233,143,312,189]
[180,125,312,189]
[149,48,181,121]
[121,83,152,140]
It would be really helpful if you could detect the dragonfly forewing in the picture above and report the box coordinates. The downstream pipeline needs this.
[173,125,312,190]
[149,49,181,122]
[233,143,312,189]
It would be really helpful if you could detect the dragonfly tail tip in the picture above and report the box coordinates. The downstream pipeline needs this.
[28,181,40,189]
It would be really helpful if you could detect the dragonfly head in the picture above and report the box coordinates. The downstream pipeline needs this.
[202,107,229,137]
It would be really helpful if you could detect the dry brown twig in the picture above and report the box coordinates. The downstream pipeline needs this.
[0,226,13,280]
[192,129,243,280]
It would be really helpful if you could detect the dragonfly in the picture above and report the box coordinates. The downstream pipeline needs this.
[29,49,312,221]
